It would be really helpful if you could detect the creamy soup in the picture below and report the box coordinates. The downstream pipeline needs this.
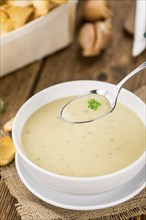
[22,96,145,177]
[61,93,112,123]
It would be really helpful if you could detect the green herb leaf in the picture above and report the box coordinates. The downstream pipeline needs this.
[0,98,5,113]
[88,99,101,111]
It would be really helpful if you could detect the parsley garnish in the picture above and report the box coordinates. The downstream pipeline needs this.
[88,99,101,111]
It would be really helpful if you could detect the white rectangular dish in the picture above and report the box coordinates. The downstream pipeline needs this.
[0,0,78,77]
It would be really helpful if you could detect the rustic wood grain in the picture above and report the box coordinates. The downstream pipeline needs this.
[0,61,43,126]
[124,1,136,35]
[135,85,146,103]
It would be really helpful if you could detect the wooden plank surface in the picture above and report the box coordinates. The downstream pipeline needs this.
[0,61,43,126]
[0,1,146,220]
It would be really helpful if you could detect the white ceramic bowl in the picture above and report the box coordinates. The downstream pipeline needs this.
[13,80,146,195]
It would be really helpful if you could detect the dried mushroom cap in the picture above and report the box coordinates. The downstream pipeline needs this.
[83,0,113,22]
[49,2,58,10]
[94,19,112,55]
[78,23,96,57]
[78,19,112,57]
[0,3,11,11]
[0,0,68,35]
[8,0,32,7]
[7,6,34,28]
[0,19,14,35]
[50,0,67,4]
[0,136,15,166]
[3,117,15,133]
[0,130,5,138]
[0,10,8,22]
[0,10,14,35]
[32,0,50,18]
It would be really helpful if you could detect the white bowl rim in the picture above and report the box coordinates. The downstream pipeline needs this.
[12,80,146,182]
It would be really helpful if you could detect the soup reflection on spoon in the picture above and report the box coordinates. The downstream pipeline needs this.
[60,62,146,123]
[61,92,112,123]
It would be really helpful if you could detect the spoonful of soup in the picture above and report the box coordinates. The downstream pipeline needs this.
[60,62,146,123]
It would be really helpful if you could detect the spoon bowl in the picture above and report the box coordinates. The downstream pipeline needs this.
[61,62,146,123]
[61,89,112,123]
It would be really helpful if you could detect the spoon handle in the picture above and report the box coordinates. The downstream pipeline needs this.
[107,62,146,107]
[117,62,146,90]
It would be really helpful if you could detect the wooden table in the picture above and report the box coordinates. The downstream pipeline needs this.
[0,1,146,219]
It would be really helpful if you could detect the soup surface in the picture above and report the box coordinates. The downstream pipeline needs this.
[61,93,112,123]
[22,96,145,177]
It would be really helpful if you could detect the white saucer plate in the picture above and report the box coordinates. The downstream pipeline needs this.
[15,154,146,211]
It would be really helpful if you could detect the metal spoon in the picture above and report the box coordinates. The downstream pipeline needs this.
[60,62,146,123]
